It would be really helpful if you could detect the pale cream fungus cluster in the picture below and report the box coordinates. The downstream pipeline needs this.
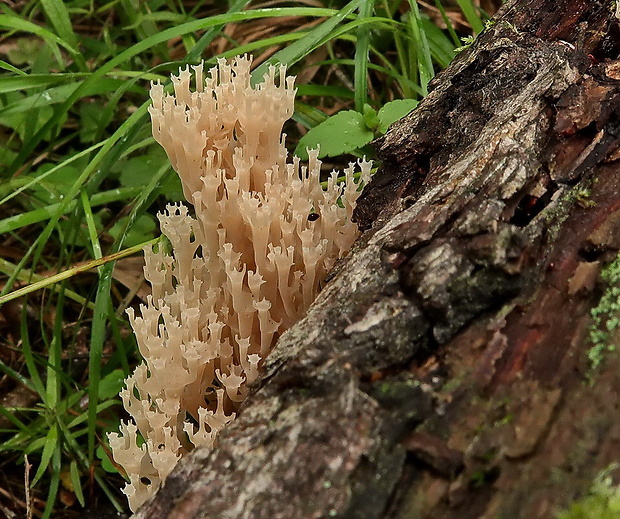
[108,56,371,511]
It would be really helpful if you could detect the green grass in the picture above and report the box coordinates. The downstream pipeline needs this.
[0,0,490,516]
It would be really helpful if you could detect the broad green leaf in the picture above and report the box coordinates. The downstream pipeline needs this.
[295,110,374,159]
[377,99,419,134]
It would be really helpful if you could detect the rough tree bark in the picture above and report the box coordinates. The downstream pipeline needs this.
[135,1,620,517]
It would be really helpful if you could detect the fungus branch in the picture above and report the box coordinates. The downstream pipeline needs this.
[108,56,372,511]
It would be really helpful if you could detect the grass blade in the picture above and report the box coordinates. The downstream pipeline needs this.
[354,0,373,111]
[20,310,46,399]
[80,190,103,261]
[252,0,361,80]
[0,238,159,306]
[69,460,86,507]
[0,186,142,234]
[40,443,61,519]
[39,0,87,70]
[87,263,113,462]
[6,7,338,177]
[31,425,58,486]
[0,140,106,205]
[435,0,461,47]
[185,0,250,62]
[0,14,73,64]
[0,73,90,94]
[40,0,78,48]
[44,287,64,410]
[407,0,434,96]
[0,59,27,74]
[454,0,485,34]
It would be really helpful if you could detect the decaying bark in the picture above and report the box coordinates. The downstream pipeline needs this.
[136,1,620,518]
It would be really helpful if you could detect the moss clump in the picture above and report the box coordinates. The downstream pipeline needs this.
[556,465,620,519]
[588,254,620,377]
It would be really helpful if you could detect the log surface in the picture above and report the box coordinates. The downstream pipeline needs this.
[136,1,620,517]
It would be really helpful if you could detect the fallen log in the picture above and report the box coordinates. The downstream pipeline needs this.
[136,1,620,517]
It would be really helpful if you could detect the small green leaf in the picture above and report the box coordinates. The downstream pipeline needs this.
[57,210,104,248]
[159,171,185,202]
[0,15,67,66]
[117,151,165,188]
[41,164,79,190]
[0,91,67,143]
[109,214,157,248]
[0,146,17,169]
[295,110,374,159]
[30,164,80,205]
[96,445,118,474]
[6,38,45,66]
[98,369,126,401]
[80,100,112,143]
[362,103,380,131]
[377,99,419,134]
